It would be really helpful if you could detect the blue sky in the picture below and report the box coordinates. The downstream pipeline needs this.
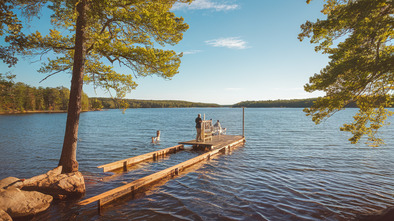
[2,0,329,105]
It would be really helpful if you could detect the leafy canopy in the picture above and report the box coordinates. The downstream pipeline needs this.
[299,0,393,146]
[18,0,192,99]
[0,0,22,67]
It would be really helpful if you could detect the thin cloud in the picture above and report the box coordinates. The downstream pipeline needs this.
[183,50,203,55]
[205,37,248,49]
[173,0,239,11]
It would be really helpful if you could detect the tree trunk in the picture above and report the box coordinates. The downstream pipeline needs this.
[59,0,87,174]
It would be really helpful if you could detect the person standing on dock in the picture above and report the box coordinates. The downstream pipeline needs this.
[214,120,221,130]
[195,114,202,142]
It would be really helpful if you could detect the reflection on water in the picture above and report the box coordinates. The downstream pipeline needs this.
[1,108,394,220]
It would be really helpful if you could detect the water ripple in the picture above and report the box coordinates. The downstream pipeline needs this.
[2,108,394,220]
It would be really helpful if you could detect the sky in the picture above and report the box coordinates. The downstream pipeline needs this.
[2,0,329,105]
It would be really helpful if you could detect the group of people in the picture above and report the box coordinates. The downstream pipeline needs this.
[151,114,224,144]
[195,114,223,142]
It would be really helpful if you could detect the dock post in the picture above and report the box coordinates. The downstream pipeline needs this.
[98,200,102,214]
[123,161,128,171]
[131,186,135,199]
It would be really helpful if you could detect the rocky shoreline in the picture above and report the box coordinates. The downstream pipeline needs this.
[0,166,85,220]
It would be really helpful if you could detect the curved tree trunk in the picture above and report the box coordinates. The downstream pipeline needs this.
[59,0,87,174]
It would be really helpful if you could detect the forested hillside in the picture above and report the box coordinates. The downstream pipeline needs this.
[0,74,89,113]
[0,74,220,113]
[233,99,317,108]
[90,98,221,109]
[4,74,374,113]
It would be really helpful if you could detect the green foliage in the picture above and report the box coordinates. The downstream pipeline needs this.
[90,98,103,110]
[0,73,16,111]
[0,76,89,113]
[233,98,318,108]
[81,91,89,111]
[299,0,394,146]
[0,0,23,67]
[91,97,220,109]
[16,0,193,100]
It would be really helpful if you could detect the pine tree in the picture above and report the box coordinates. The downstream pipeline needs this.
[299,0,394,146]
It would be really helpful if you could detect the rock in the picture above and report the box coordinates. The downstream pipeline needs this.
[1,166,85,199]
[0,177,20,189]
[22,167,85,199]
[0,187,52,218]
[21,166,62,187]
[0,166,85,219]
[0,208,12,221]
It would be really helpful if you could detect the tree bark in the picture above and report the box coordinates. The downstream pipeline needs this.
[59,0,87,174]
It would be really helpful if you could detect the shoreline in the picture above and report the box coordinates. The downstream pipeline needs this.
[0,110,67,115]
[0,110,95,115]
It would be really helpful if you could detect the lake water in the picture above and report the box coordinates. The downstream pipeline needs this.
[1,108,394,220]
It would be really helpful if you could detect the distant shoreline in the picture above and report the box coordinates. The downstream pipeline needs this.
[0,110,96,115]
[0,110,67,115]
[1,106,368,115]
[0,106,310,115]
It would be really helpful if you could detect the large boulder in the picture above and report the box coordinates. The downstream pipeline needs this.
[21,166,85,199]
[0,208,12,221]
[0,187,52,218]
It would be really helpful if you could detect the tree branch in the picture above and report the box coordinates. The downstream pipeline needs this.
[39,68,69,83]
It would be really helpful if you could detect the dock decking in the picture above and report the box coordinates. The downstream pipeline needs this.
[98,144,184,172]
[179,135,244,150]
[78,135,245,209]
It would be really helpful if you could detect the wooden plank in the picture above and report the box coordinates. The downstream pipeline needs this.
[98,144,184,172]
[211,136,244,149]
[179,135,244,149]
[78,136,245,207]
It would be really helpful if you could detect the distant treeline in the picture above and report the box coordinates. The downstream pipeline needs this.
[232,98,394,108]
[90,97,221,109]
[0,74,220,113]
[0,73,89,113]
[8,74,391,112]
[233,98,318,108]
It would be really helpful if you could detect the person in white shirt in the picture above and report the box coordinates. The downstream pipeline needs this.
[151,130,160,143]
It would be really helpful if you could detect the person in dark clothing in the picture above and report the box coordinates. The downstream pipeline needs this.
[195,114,202,142]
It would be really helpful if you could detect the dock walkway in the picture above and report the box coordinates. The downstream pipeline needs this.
[78,135,245,209]
[179,135,244,150]
[98,144,184,172]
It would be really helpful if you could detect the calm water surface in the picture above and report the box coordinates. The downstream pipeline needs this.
[1,108,394,221]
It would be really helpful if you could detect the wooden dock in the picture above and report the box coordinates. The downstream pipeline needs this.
[98,144,184,172]
[78,135,245,208]
[178,135,245,150]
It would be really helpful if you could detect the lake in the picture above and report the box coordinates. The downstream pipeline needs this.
[1,108,394,220]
